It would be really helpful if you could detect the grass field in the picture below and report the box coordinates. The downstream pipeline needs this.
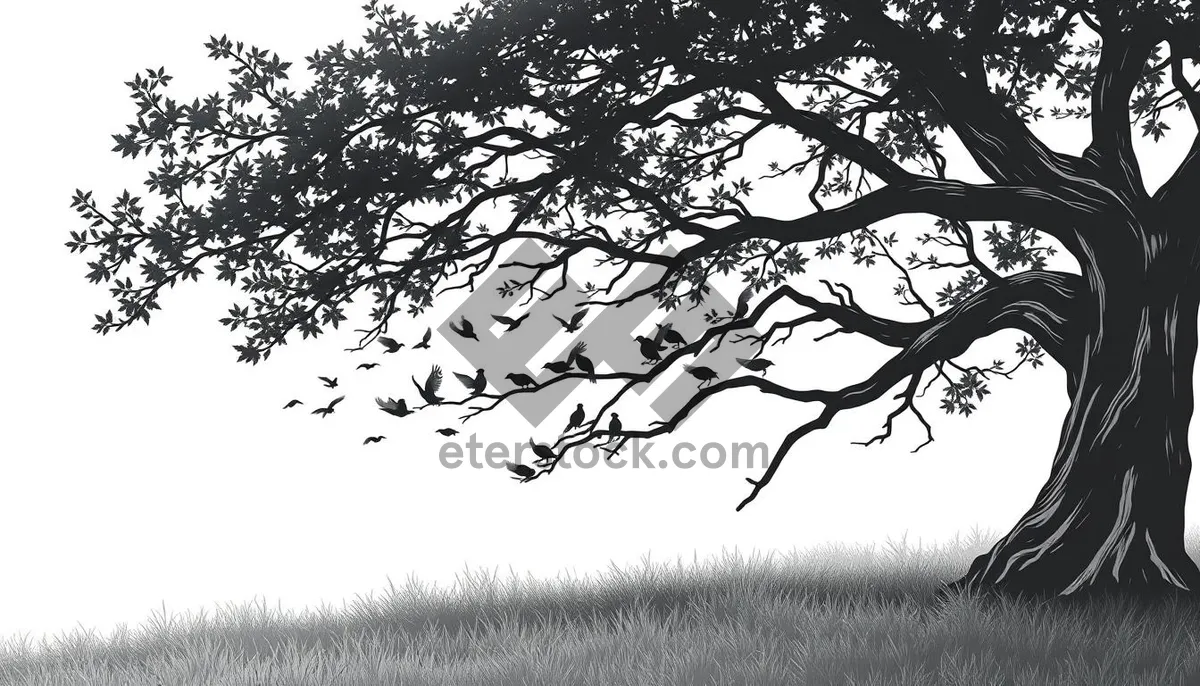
[3,530,1200,685]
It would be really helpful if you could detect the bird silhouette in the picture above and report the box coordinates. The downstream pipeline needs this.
[608,412,622,436]
[282,399,303,409]
[542,360,573,374]
[375,397,412,417]
[453,369,488,396]
[449,316,478,341]
[506,372,537,388]
[491,313,529,332]
[436,428,460,436]
[506,462,536,481]
[318,376,339,389]
[683,364,719,387]
[529,438,558,466]
[656,323,687,348]
[413,365,444,405]
[736,358,775,376]
[413,327,432,349]
[357,362,380,370]
[311,396,345,418]
[553,310,588,332]
[378,337,404,353]
[567,341,596,383]
[635,335,667,364]
[363,435,386,445]
[563,403,585,434]
[715,285,756,348]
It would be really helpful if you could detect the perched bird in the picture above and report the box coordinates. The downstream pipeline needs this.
[506,372,537,389]
[436,428,460,436]
[449,316,478,341]
[736,358,775,376]
[506,462,536,481]
[378,337,404,353]
[318,376,339,389]
[542,360,573,374]
[453,369,488,396]
[529,438,558,465]
[491,312,529,332]
[311,396,345,418]
[568,341,596,383]
[553,310,588,333]
[363,435,386,445]
[683,364,719,387]
[357,362,380,370]
[413,365,444,405]
[375,397,412,417]
[282,399,303,409]
[715,285,756,348]
[635,335,667,364]
[608,412,622,436]
[656,323,687,348]
[413,327,432,349]
[563,403,585,434]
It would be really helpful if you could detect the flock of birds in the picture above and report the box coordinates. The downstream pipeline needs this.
[279,298,775,480]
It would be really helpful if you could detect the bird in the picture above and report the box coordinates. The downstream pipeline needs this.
[542,360,573,374]
[436,428,460,436]
[449,316,478,341]
[453,369,487,396]
[635,335,667,364]
[506,372,537,388]
[357,362,380,370]
[413,327,432,349]
[282,399,303,409]
[715,285,756,348]
[553,310,588,333]
[311,396,345,418]
[375,397,412,417]
[567,341,596,383]
[363,435,386,445]
[683,364,718,387]
[378,337,404,353]
[736,358,775,376]
[491,312,529,332]
[318,376,339,389]
[506,462,536,481]
[608,412,622,436]
[563,403,585,434]
[656,323,687,348]
[529,438,558,465]
[413,365,444,405]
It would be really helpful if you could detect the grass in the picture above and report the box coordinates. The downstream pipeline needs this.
[3,530,1200,685]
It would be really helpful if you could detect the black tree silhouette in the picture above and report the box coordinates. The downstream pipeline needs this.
[69,0,1200,597]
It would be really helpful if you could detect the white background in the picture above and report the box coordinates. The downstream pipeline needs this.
[0,1,1196,640]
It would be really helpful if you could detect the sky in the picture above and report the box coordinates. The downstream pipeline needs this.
[0,1,1197,641]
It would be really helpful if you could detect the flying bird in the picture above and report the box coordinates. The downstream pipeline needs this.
[542,360,573,374]
[529,438,558,466]
[506,462,536,481]
[553,310,588,333]
[311,396,345,418]
[454,369,488,396]
[506,372,537,389]
[375,397,412,417]
[413,327,432,349]
[282,399,303,409]
[683,364,718,387]
[378,337,404,353]
[357,362,380,370]
[318,376,339,389]
[413,365,444,405]
[563,403,586,434]
[491,312,530,332]
[736,358,775,376]
[363,435,386,445]
[567,341,596,383]
[449,316,479,341]
[436,428,460,436]
[655,323,687,348]
[635,335,667,364]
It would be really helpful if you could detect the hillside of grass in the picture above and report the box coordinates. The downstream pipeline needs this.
[3,530,1200,685]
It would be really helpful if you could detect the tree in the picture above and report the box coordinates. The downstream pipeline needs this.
[69,0,1200,597]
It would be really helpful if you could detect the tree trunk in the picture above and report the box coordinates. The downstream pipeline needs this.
[954,277,1200,597]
